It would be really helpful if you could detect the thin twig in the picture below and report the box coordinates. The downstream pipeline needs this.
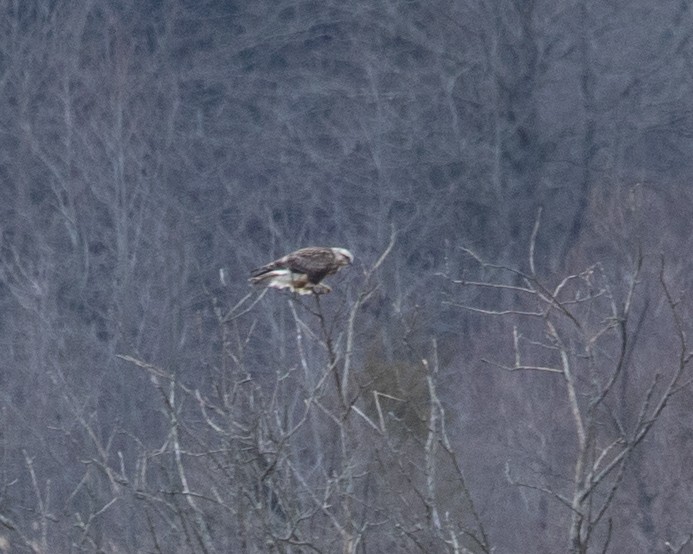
[529,206,542,276]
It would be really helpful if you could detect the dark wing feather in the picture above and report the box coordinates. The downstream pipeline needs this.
[249,247,337,282]
[283,247,337,283]
[250,262,278,278]
[282,248,336,283]
[249,251,303,277]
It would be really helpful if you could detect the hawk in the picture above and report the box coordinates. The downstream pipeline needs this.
[249,247,354,295]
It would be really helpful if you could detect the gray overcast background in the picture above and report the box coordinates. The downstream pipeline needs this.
[1,1,693,552]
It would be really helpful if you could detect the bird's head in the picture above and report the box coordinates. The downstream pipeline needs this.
[332,247,354,266]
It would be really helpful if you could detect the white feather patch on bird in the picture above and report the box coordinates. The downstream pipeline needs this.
[252,269,316,294]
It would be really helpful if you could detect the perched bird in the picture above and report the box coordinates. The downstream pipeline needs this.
[249,247,354,295]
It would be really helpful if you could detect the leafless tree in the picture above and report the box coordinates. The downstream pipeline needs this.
[445,215,693,552]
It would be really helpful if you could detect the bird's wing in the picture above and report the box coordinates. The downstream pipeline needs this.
[250,247,334,279]
[282,247,335,276]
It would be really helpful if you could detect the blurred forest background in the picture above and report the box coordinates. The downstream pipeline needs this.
[2,1,693,552]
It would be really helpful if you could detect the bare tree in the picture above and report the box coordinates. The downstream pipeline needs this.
[445,219,693,552]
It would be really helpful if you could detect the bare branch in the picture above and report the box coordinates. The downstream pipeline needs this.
[529,206,542,276]
[482,358,563,374]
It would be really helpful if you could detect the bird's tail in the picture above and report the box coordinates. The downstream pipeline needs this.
[249,262,277,279]
[248,271,274,285]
